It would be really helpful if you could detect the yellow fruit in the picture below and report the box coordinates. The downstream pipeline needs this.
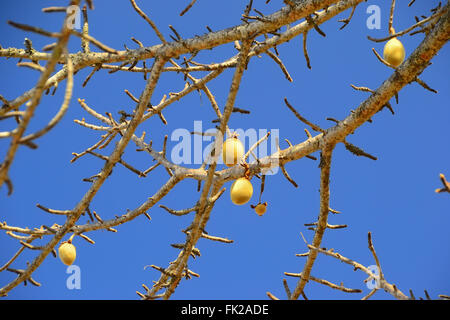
[254,203,267,216]
[59,242,76,266]
[222,136,244,167]
[230,178,253,205]
[383,38,405,68]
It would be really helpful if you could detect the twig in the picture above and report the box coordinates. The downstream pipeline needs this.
[159,205,196,216]
[20,53,73,144]
[389,0,396,35]
[0,19,71,189]
[81,5,90,53]
[372,48,395,68]
[232,107,250,114]
[70,30,118,54]
[285,272,362,293]
[266,292,280,300]
[350,84,374,93]
[291,146,334,299]
[0,246,26,272]
[344,141,377,161]
[36,204,72,215]
[82,64,101,87]
[302,32,312,69]
[244,131,270,160]
[71,132,113,163]
[265,50,293,81]
[7,21,60,38]
[129,0,166,43]
[169,25,182,41]
[42,7,67,13]
[86,150,146,177]
[435,173,450,193]
[281,165,298,188]
[414,77,438,93]
[180,0,198,16]
[283,279,291,299]
[362,289,377,300]
[339,6,356,30]
[368,11,444,42]
[306,15,326,37]
[16,62,45,72]
[199,233,234,244]
[284,98,324,132]
[367,232,384,281]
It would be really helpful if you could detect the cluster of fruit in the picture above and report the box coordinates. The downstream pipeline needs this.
[222,135,267,216]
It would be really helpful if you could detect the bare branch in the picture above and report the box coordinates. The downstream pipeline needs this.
[283,98,324,133]
[291,146,334,300]
[285,272,362,293]
[0,20,72,189]
[180,0,198,17]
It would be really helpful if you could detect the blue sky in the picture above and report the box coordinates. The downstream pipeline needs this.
[0,0,449,300]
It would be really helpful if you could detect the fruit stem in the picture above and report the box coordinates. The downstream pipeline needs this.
[68,233,76,243]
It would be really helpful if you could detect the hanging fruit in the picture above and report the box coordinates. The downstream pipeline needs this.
[230,177,253,205]
[383,37,405,68]
[222,134,244,167]
[252,202,268,216]
[58,235,76,266]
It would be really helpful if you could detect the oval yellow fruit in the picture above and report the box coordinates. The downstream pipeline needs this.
[59,242,76,266]
[230,178,253,205]
[383,37,405,68]
[254,203,267,216]
[222,137,244,167]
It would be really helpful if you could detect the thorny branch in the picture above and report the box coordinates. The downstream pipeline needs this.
[304,232,410,300]
[290,146,334,300]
